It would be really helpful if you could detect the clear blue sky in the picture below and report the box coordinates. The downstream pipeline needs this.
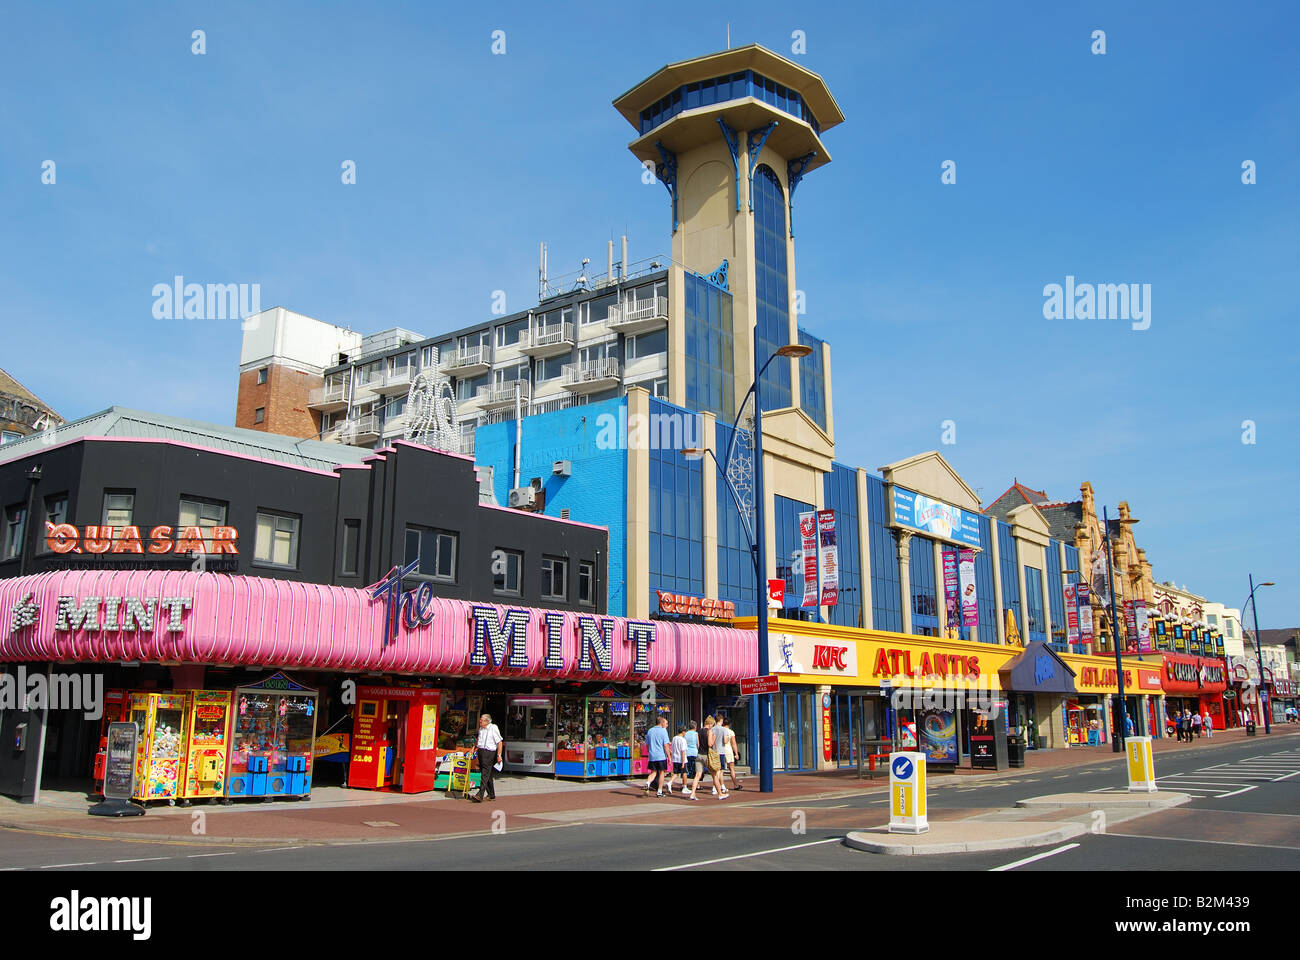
[2,1,1296,626]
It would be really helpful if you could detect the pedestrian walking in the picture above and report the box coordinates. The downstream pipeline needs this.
[689,717,719,800]
[710,716,734,798]
[1191,710,1202,739]
[472,713,503,802]
[666,725,689,794]
[1202,710,1213,739]
[682,720,701,799]
[642,715,672,797]
[699,715,727,799]
[718,715,744,791]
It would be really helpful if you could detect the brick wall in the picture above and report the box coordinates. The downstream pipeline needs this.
[235,364,321,438]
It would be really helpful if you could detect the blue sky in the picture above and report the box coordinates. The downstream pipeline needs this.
[2,1,1296,625]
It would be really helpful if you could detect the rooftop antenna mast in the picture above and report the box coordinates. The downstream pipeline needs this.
[726,23,731,49]
[538,242,548,302]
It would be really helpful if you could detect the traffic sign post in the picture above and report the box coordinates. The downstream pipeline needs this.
[740,675,781,697]
[888,751,927,834]
[1125,736,1156,793]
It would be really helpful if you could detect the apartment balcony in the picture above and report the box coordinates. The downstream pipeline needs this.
[606,296,669,335]
[519,322,575,358]
[477,381,531,411]
[371,367,415,396]
[441,347,492,378]
[561,358,620,394]
[307,382,350,413]
[335,414,380,445]
[531,395,573,416]
[381,413,410,439]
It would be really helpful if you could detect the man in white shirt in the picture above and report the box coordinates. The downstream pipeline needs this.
[473,713,503,802]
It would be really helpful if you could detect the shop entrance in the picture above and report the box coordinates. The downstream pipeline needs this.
[829,692,883,768]
[349,686,441,794]
[771,689,817,772]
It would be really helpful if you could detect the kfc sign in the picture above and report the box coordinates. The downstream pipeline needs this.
[811,644,849,671]
[769,633,859,678]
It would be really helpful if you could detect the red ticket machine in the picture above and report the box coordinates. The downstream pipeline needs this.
[349,686,441,793]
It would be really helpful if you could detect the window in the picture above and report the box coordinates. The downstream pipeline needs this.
[421,346,438,369]
[44,493,68,529]
[494,549,522,596]
[341,520,361,576]
[495,362,529,386]
[456,373,488,401]
[405,525,457,580]
[496,318,529,348]
[3,504,26,561]
[579,561,595,605]
[541,556,568,600]
[254,511,300,567]
[580,342,611,365]
[581,294,617,325]
[652,378,668,398]
[257,367,268,385]
[538,356,566,382]
[102,491,134,527]
[178,497,228,530]
[627,327,668,360]
[254,407,265,424]
[0,431,21,445]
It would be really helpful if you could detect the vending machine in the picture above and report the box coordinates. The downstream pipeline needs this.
[226,673,318,799]
[181,690,233,800]
[93,689,130,795]
[129,691,191,802]
[348,686,441,793]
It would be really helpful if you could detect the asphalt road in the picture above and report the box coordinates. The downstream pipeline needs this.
[1,735,1297,873]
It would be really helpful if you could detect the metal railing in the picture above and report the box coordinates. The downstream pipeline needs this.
[308,383,349,406]
[522,322,574,350]
[478,381,531,407]
[561,358,620,387]
[441,347,490,371]
[607,296,668,329]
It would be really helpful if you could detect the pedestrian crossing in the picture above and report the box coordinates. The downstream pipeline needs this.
[1153,748,1300,797]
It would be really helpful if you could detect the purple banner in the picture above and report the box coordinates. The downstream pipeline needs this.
[958,549,978,627]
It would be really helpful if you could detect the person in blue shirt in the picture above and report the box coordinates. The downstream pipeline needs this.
[681,720,701,800]
[642,716,672,797]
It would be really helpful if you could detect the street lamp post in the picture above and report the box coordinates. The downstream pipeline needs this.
[1246,576,1275,734]
[1103,505,1127,753]
[686,339,811,794]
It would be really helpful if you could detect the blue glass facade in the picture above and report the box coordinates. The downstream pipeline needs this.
[822,463,862,628]
[976,516,998,642]
[715,419,756,613]
[753,165,793,413]
[648,398,703,611]
[867,475,902,633]
[683,272,735,421]
[909,536,939,636]
[774,494,813,618]
[997,520,1022,637]
[638,69,822,135]
[1025,566,1047,644]
[798,329,827,431]
[1046,541,1067,649]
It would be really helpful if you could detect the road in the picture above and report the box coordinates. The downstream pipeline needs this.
[1,736,1297,872]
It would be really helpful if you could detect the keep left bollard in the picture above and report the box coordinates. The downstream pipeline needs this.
[888,752,927,833]
[1126,736,1156,793]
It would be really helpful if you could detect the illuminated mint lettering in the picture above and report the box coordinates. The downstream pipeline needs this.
[543,612,565,670]
[471,606,531,669]
[158,597,193,632]
[626,621,656,673]
[576,616,614,672]
[122,597,156,632]
[102,596,122,631]
[55,596,102,632]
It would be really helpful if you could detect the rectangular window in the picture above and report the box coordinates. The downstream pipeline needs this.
[341,520,361,576]
[3,504,26,561]
[496,317,529,348]
[0,431,21,445]
[405,525,457,580]
[102,491,134,527]
[178,497,228,530]
[421,345,438,368]
[44,493,68,528]
[257,367,268,384]
[579,561,595,605]
[538,356,566,382]
[254,511,300,568]
[541,556,568,600]
[254,407,265,424]
[628,327,668,360]
[494,549,522,596]
[652,377,668,398]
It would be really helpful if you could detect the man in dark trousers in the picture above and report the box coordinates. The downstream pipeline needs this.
[472,713,503,802]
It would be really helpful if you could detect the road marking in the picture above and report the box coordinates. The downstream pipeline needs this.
[652,837,842,871]
[1097,833,1300,852]
[1217,786,1258,798]
[112,857,168,864]
[990,843,1080,872]
[253,846,303,853]
[39,862,98,869]
[187,852,238,858]
[1273,771,1300,781]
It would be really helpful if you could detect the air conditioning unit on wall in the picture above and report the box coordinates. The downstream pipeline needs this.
[508,486,536,509]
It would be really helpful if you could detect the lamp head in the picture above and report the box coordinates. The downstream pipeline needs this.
[682,447,706,460]
[777,343,813,359]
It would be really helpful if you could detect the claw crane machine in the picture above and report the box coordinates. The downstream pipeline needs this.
[129,691,190,803]
[226,673,319,799]
[181,690,233,800]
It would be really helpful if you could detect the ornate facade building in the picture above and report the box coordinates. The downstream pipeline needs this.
[0,369,63,446]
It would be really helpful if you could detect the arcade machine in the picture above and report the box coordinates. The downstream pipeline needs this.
[226,673,318,800]
[129,691,190,803]
[556,687,667,779]
[502,694,555,775]
[432,690,481,791]
[93,689,130,795]
[181,690,233,800]
[348,686,442,793]
[632,696,672,778]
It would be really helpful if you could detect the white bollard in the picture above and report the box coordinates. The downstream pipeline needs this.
[1126,736,1157,793]
[888,752,928,833]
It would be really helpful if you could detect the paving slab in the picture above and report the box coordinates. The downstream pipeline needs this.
[845,820,1086,855]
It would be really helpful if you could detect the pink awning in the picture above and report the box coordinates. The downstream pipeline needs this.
[0,571,756,684]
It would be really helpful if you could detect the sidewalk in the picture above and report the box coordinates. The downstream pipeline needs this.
[1,726,1291,845]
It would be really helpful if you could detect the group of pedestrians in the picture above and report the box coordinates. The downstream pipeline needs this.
[642,714,745,799]
[1169,708,1213,742]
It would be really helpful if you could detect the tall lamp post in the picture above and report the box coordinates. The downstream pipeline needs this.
[1244,576,1275,734]
[1102,505,1128,753]
[686,339,811,794]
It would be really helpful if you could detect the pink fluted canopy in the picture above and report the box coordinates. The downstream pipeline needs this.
[0,571,756,684]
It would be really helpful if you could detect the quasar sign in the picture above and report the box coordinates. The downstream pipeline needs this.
[46,523,239,555]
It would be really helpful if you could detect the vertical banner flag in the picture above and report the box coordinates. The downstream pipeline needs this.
[1124,599,1138,651]
[1135,600,1151,652]
[817,509,839,607]
[1064,584,1079,645]
[798,511,819,608]
[942,549,959,630]
[958,549,978,627]
[1076,582,1093,644]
